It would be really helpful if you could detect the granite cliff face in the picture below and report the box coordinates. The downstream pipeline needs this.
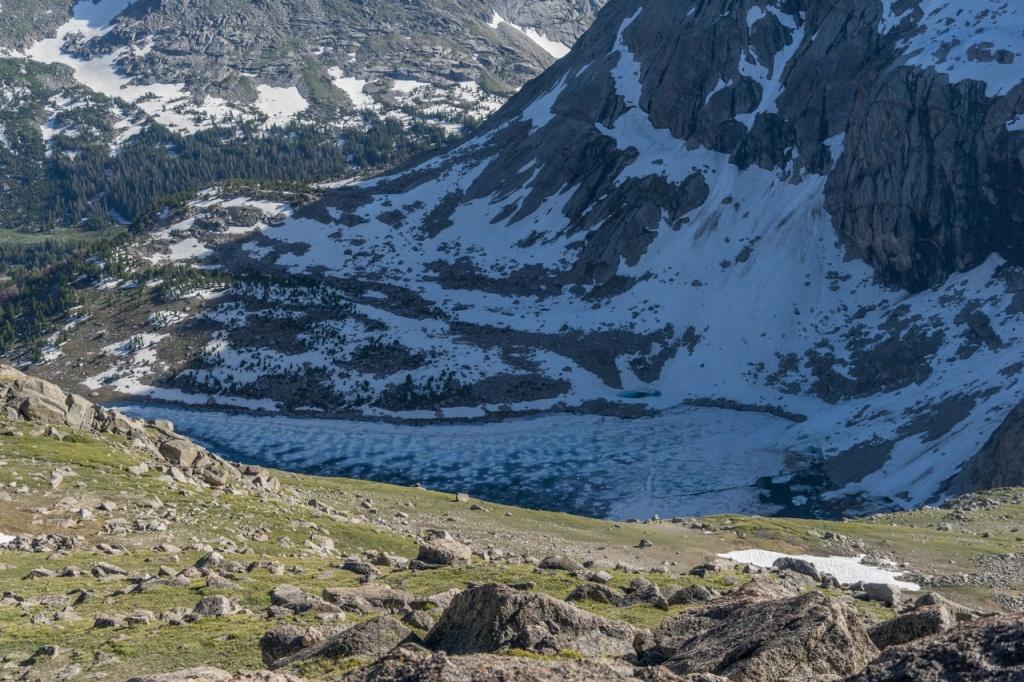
[26,0,1024,515]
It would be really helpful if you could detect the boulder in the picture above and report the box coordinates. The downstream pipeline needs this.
[642,591,878,680]
[420,587,462,611]
[160,440,202,469]
[538,556,585,572]
[270,584,340,614]
[270,616,412,669]
[621,577,669,610]
[772,557,821,582]
[567,583,625,605]
[403,610,436,630]
[18,391,68,424]
[850,615,1024,681]
[321,584,413,614]
[423,583,635,657]
[260,624,308,665]
[417,531,472,567]
[192,595,238,618]
[913,592,983,622]
[668,584,719,605]
[64,394,95,430]
[869,605,955,649]
[22,376,67,405]
[863,582,901,607]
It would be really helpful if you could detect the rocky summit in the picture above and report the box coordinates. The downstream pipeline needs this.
[1,366,1024,681]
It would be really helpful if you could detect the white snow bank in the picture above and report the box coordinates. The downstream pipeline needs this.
[328,68,374,109]
[720,549,920,591]
[0,533,15,546]
[254,85,308,127]
[489,12,570,59]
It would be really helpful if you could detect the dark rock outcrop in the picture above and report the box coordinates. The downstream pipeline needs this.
[270,616,413,669]
[850,615,1024,681]
[944,400,1024,498]
[423,584,636,657]
[869,605,955,650]
[641,591,877,680]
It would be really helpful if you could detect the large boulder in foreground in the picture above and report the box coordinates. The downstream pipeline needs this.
[850,615,1024,681]
[869,604,955,649]
[342,646,697,681]
[423,584,635,658]
[270,616,412,669]
[642,590,877,680]
[416,530,472,567]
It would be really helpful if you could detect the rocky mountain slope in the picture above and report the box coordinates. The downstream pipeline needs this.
[0,0,603,235]
[34,0,1024,517]
[3,0,601,135]
[3,367,1024,681]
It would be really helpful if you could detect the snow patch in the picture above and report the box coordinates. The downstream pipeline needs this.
[254,85,309,127]
[328,68,374,109]
[890,0,1024,97]
[721,549,920,591]
[489,11,570,59]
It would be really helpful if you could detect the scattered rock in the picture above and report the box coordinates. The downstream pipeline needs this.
[192,595,239,618]
[343,646,690,681]
[126,668,233,682]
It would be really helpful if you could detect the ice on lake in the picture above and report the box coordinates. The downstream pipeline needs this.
[117,403,801,519]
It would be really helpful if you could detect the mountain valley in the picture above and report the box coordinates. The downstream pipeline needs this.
[16,0,1024,520]
[3,0,1024,677]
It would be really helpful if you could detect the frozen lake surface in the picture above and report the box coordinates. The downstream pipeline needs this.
[117,403,803,519]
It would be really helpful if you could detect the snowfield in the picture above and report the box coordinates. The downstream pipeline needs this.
[23,0,250,134]
[720,549,920,591]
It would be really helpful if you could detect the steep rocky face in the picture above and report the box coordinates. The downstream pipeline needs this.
[826,14,1024,292]
[492,0,603,47]
[943,400,1024,498]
